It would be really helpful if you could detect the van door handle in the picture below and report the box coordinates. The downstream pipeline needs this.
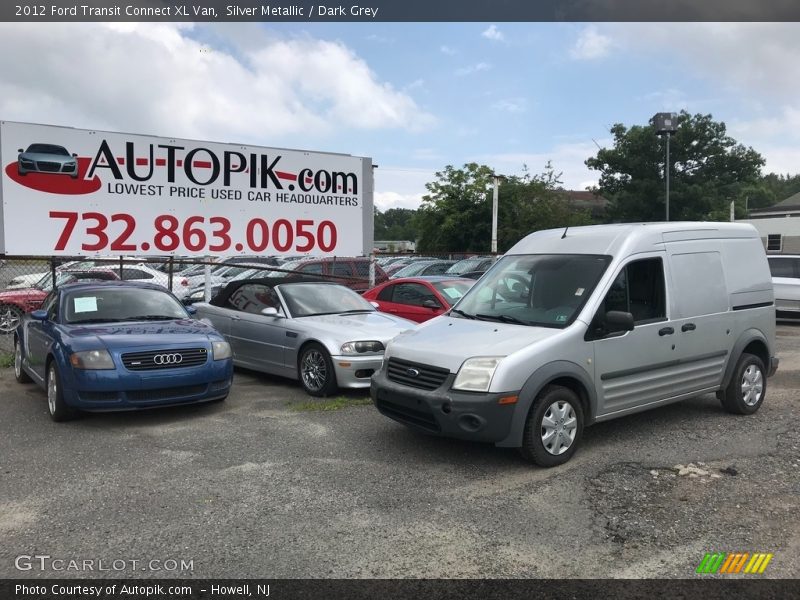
[681,323,696,332]
[658,327,674,336]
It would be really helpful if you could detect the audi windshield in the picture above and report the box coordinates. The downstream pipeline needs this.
[64,287,189,324]
[451,254,611,328]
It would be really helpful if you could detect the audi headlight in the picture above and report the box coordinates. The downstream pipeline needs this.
[452,356,504,392]
[212,341,231,360]
[69,349,115,370]
[340,341,385,355]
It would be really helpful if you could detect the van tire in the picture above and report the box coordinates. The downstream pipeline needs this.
[719,353,766,415]
[519,385,584,467]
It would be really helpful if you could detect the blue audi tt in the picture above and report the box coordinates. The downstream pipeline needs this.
[13,281,233,421]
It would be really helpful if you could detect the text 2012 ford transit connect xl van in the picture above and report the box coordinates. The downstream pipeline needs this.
[370,223,778,467]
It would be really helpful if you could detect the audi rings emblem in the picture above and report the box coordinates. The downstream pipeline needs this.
[153,353,183,365]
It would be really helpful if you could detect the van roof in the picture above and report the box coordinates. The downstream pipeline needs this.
[507,222,759,257]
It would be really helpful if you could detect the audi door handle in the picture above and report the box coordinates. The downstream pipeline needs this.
[658,327,674,336]
[681,323,696,332]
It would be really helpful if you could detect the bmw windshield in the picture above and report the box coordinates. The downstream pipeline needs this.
[451,254,610,328]
[279,283,375,317]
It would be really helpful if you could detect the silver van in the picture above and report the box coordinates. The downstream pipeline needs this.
[370,223,778,467]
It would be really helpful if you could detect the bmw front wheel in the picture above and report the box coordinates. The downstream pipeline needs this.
[298,343,337,397]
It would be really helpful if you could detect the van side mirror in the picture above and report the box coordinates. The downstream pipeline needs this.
[605,310,634,332]
[18,148,24,153]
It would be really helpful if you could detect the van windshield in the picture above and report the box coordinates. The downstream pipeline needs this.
[452,254,610,328]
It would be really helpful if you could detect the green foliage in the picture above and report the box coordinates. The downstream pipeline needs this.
[415,162,594,253]
[586,111,766,222]
[290,396,373,412]
[374,207,418,242]
[0,353,13,369]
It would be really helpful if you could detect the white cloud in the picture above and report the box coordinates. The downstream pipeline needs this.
[440,45,457,55]
[480,139,611,190]
[570,26,613,60]
[374,191,426,211]
[491,98,527,113]
[456,62,492,76]
[0,23,434,143]
[481,25,505,42]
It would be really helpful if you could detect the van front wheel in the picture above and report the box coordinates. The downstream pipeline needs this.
[519,385,584,467]
[720,353,766,415]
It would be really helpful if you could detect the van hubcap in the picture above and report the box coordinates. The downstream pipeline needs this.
[301,350,327,391]
[541,401,577,455]
[741,364,763,406]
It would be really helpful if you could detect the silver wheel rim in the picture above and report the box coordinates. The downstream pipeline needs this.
[541,400,577,456]
[301,349,327,392]
[741,364,764,407]
[14,341,22,378]
[47,366,57,415]
[0,306,20,333]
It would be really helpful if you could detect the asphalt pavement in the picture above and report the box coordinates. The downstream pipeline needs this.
[1,324,798,579]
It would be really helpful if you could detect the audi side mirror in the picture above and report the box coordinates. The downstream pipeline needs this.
[30,310,48,321]
[185,306,197,315]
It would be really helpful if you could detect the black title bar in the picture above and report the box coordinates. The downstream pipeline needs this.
[2,0,800,22]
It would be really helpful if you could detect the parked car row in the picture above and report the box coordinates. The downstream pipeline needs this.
[9,223,781,471]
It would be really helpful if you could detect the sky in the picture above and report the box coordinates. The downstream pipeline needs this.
[1,22,799,211]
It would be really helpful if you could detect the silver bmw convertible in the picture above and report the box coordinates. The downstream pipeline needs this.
[194,278,416,396]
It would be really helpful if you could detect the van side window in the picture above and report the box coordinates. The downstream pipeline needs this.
[603,258,666,324]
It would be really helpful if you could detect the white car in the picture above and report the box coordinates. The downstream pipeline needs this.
[5,260,98,289]
[767,255,800,319]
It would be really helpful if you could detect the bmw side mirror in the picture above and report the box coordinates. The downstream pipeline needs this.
[261,307,280,317]
[185,305,197,315]
[31,310,48,321]
[605,310,634,332]
[369,301,380,308]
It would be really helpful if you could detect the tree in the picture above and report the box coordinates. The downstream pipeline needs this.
[416,163,494,252]
[586,111,765,222]
[415,162,593,253]
[374,207,418,241]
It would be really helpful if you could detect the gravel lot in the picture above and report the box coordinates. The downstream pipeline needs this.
[1,324,798,579]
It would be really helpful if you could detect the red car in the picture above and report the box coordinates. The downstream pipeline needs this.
[0,269,119,333]
[363,276,475,323]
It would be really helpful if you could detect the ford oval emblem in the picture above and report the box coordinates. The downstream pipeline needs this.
[406,368,420,378]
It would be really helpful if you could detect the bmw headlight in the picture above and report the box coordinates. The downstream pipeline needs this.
[190,290,204,299]
[340,341,385,355]
[452,356,504,392]
[69,349,115,370]
[212,340,232,360]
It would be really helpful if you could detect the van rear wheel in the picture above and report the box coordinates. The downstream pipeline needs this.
[719,353,766,415]
[519,385,584,467]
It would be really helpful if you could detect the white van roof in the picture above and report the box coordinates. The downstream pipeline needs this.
[506,222,759,257]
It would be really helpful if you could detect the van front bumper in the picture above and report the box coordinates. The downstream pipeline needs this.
[370,367,518,443]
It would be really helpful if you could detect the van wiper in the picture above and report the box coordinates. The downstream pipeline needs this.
[450,308,476,320]
[475,313,530,325]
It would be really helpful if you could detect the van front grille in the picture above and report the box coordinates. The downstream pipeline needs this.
[386,358,449,390]
[376,398,440,433]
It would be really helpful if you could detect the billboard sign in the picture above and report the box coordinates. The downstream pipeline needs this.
[0,121,373,256]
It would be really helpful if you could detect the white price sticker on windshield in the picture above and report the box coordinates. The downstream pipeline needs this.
[73,297,98,313]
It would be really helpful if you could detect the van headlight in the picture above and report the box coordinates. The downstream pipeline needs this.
[212,340,232,360]
[452,356,503,392]
[340,341,385,354]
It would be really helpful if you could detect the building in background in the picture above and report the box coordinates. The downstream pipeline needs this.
[738,191,800,254]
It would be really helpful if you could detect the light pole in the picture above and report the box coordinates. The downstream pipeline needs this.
[654,112,678,221]
[490,174,506,254]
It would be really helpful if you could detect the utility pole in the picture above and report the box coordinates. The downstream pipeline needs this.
[665,131,671,222]
[491,175,500,254]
